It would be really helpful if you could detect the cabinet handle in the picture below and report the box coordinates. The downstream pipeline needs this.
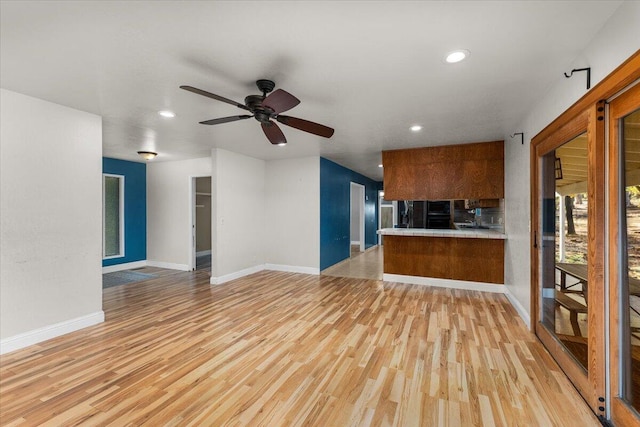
[533,230,538,249]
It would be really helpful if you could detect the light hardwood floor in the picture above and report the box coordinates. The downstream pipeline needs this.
[0,269,598,426]
[322,245,383,280]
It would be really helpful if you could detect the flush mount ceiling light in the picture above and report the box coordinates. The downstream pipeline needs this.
[158,110,175,118]
[410,125,422,132]
[137,151,157,160]
[445,49,470,64]
[277,142,286,147]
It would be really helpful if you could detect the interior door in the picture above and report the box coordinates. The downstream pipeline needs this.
[531,106,606,415]
[609,82,640,426]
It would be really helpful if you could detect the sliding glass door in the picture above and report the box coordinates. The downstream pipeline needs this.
[609,83,640,426]
[539,131,590,365]
[532,107,606,414]
[532,62,640,427]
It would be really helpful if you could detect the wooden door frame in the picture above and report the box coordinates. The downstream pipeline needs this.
[530,50,640,418]
[531,107,601,410]
[608,83,640,427]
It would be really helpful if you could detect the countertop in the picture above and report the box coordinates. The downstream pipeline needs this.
[378,225,506,240]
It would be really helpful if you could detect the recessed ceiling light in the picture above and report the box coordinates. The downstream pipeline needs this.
[158,110,175,118]
[378,164,383,168]
[445,50,470,64]
[410,125,422,132]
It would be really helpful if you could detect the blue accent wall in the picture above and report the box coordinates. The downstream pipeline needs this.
[102,158,146,266]
[320,158,382,270]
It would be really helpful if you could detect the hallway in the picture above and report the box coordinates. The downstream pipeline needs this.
[321,245,383,280]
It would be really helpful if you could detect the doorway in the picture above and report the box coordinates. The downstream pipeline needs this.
[190,176,211,272]
[531,52,640,425]
[350,182,365,256]
[378,190,396,245]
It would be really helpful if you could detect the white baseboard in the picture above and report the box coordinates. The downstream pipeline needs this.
[0,311,105,355]
[383,274,505,294]
[102,260,147,274]
[196,250,212,257]
[210,264,265,285]
[504,287,531,329]
[146,260,190,271]
[265,264,320,275]
[350,240,361,246]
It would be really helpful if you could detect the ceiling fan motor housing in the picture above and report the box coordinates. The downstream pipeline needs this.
[244,94,274,123]
[255,79,275,94]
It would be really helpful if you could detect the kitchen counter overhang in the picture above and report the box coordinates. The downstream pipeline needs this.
[378,227,506,240]
[379,227,505,284]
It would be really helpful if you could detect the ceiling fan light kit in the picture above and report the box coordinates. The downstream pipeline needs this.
[180,79,334,145]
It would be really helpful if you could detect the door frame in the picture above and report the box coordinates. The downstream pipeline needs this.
[608,82,640,426]
[350,182,365,253]
[530,51,640,421]
[531,107,604,411]
[378,190,397,245]
[189,175,212,271]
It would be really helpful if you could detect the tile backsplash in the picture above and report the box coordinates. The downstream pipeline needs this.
[476,200,505,230]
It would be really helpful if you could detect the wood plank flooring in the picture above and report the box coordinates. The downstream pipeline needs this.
[322,245,383,280]
[0,269,598,426]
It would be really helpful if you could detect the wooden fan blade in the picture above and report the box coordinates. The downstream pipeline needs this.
[263,89,300,114]
[199,115,252,125]
[276,115,334,138]
[261,121,287,145]
[180,85,250,111]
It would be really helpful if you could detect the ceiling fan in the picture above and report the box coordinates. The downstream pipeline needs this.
[180,79,334,145]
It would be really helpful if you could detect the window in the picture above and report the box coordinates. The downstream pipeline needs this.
[103,174,124,259]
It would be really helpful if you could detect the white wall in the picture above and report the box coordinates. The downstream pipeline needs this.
[0,89,103,347]
[265,157,320,272]
[503,1,640,325]
[147,157,211,270]
[211,148,266,281]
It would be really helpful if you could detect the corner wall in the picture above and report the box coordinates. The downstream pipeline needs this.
[320,157,381,270]
[146,157,211,270]
[502,2,640,325]
[102,157,146,267]
[0,89,103,351]
[211,149,266,282]
[264,157,320,273]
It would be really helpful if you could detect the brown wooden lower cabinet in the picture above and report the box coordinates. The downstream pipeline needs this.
[383,235,504,284]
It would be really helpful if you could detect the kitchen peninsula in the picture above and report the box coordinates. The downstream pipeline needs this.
[379,226,506,285]
[381,140,506,287]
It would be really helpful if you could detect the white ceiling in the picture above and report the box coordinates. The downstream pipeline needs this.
[0,1,623,181]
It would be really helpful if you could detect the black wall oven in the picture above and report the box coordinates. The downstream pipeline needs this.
[426,201,451,229]
[398,200,452,229]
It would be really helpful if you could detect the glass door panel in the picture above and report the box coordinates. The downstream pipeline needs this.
[620,107,640,410]
[540,132,590,370]
[609,81,640,426]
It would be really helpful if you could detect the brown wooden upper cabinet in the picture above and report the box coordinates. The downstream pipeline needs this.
[382,140,504,200]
